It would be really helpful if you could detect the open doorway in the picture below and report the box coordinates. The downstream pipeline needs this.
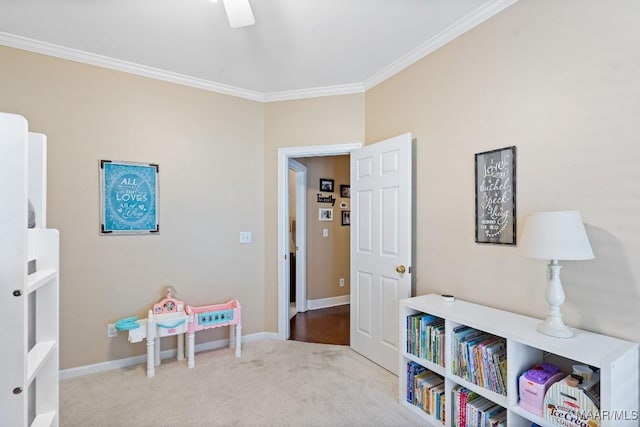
[277,143,362,341]
[290,305,350,345]
[288,155,351,345]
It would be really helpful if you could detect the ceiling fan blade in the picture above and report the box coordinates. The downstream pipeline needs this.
[222,0,255,28]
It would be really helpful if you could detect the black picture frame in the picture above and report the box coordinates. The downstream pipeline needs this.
[341,210,351,226]
[340,184,350,198]
[319,178,334,192]
[475,146,516,245]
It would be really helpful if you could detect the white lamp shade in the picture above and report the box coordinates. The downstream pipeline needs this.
[520,211,595,260]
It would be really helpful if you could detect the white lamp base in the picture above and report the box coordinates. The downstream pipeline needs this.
[538,260,574,339]
[537,317,573,338]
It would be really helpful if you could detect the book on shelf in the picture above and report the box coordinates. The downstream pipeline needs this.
[451,373,507,427]
[451,326,484,377]
[406,361,427,403]
[466,396,509,427]
[414,370,439,409]
[451,326,507,395]
[429,383,445,421]
[488,408,507,427]
[476,336,500,389]
[484,404,506,426]
[492,349,507,395]
[466,396,494,426]
[406,313,444,364]
[416,371,443,411]
[483,340,506,394]
[407,362,446,422]
[452,385,479,427]
[465,333,491,384]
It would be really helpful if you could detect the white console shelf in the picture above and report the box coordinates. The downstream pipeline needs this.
[399,293,639,427]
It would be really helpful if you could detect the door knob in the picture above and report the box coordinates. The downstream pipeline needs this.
[396,265,406,274]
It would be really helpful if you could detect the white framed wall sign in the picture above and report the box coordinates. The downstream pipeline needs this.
[318,208,333,222]
[100,160,159,234]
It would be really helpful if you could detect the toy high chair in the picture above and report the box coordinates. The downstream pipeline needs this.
[146,290,189,377]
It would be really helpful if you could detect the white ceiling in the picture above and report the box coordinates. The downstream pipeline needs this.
[0,0,514,101]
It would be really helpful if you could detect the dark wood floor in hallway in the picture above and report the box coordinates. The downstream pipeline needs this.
[289,304,350,346]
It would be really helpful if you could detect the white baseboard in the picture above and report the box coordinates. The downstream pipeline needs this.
[307,295,350,311]
[59,332,279,380]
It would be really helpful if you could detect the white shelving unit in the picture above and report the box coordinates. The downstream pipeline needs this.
[399,294,639,427]
[1,113,60,427]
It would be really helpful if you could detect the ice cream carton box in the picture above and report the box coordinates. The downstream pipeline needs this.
[544,374,601,427]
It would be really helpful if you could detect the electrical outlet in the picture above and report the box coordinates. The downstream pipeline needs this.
[107,323,117,338]
[239,231,252,243]
[339,278,345,287]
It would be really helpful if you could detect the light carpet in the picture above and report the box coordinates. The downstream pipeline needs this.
[60,339,423,427]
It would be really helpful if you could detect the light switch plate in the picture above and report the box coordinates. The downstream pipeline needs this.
[240,231,252,243]
[323,228,329,237]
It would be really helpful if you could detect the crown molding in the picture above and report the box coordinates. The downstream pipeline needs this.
[363,0,518,91]
[1,1,517,102]
[0,32,266,102]
[263,83,364,103]
[0,31,363,102]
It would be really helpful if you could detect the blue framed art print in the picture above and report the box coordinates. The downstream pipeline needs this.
[100,160,159,234]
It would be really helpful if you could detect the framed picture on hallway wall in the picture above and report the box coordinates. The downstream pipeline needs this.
[319,178,334,192]
[319,208,333,222]
[340,184,350,198]
[100,160,159,234]
[341,210,351,226]
[474,146,516,245]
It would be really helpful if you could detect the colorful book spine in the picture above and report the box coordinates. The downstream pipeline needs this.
[406,314,444,364]
[407,362,445,423]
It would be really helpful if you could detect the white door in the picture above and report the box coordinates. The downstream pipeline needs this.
[350,133,412,374]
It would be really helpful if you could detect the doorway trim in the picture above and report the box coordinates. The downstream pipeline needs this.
[277,142,362,340]
[288,158,307,314]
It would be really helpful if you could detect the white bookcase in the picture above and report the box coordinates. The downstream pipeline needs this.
[399,294,639,427]
[1,113,60,427]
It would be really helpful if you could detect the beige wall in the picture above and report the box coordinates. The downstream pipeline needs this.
[301,155,351,301]
[2,0,638,370]
[365,0,640,343]
[264,95,365,329]
[0,46,266,368]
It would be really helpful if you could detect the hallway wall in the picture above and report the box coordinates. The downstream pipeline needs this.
[302,155,350,301]
[264,95,365,329]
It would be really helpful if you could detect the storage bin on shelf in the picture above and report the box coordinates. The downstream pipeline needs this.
[544,372,601,427]
[519,362,564,417]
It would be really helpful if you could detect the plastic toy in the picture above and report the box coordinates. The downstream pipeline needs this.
[519,363,564,416]
[186,299,242,368]
[114,288,242,377]
[145,290,188,377]
[115,316,140,331]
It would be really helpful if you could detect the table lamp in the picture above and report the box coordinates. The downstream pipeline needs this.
[519,211,595,338]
